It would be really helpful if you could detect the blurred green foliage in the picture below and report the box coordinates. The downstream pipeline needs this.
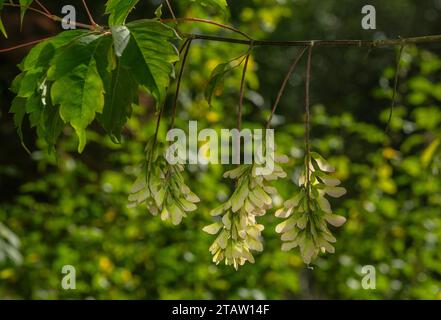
[0,0,440,299]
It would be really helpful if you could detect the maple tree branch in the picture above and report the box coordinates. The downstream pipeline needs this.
[187,33,441,47]
[2,3,441,55]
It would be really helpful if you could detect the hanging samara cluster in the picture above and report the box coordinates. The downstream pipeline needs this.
[129,141,347,269]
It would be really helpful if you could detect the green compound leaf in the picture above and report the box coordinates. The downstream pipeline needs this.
[10,30,93,152]
[105,0,139,26]
[121,19,180,108]
[48,34,108,152]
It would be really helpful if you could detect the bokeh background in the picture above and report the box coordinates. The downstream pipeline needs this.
[1,0,441,299]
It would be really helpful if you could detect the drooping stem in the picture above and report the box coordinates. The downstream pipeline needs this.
[304,44,313,213]
[238,53,250,132]
[266,46,308,129]
[235,52,250,165]
[165,0,177,20]
[386,45,405,133]
[170,38,193,130]
[82,0,98,26]
[34,0,51,15]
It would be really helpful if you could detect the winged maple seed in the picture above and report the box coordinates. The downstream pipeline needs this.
[203,153,289,269]
[275,151,347,264]
[128,139,200,225]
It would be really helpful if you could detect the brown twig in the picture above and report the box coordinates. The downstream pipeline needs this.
[165,0,177,20]
[386,45,405,133]
[266,46,308,129]
[34,0,51,15]
[0,37,51,53]
[82,0,98,26]
[188,33,441,47]
[170,38,193,130]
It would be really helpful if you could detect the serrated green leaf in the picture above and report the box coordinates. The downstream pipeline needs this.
[22,30,90,71]
[205,57,243,106]
[47,33,106,78]
[51,58,105,153]
[98,62,137,142]
[16,68,45,98]
[105,0,139,26]
[121,19,179,108]
[47,34,108,152]
[111,26,130,57]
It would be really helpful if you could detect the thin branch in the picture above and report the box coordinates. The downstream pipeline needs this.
[4,3,94,30]
[266,46,308,129]
[165,0,177,20]
[170,38,193,130]
[34,0,51,15]
[162,18,252,40]
[304,44,313,214]
[82,0,98,26]
[146,101,165,194]
[386,45,405,133]
[0,37,51,52]
[188,33,441,47]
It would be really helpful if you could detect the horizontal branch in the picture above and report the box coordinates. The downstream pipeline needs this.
[187,33,441,47]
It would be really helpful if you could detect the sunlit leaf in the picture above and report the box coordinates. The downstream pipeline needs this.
[105,0,139,25]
